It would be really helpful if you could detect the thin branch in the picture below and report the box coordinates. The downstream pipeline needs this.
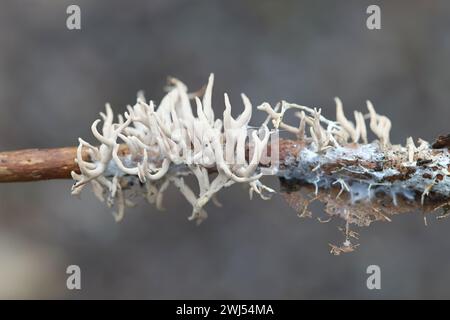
[0,145,130,182]
[0,147,87,182]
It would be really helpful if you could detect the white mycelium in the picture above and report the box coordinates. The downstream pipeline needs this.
[72,74,450,227]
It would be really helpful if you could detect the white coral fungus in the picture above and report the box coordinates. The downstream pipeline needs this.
[72,74,274,223]
[72,74,450,226]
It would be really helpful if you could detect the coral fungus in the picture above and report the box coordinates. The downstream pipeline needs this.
[72,74,450,252]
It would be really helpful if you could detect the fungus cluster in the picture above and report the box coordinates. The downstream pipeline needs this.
[72,74,274,222]
[268,98,450,209]
[267,97,449,254]
[72,74,450,250]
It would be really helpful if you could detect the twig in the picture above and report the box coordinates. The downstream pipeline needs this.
[0,147,87,182]
[0,139,299,183]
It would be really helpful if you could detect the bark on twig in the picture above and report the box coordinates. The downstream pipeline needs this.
[0,147,89,182]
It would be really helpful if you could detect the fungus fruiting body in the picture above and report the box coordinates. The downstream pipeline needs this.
[72,74,274,223]
[72,74,450,252]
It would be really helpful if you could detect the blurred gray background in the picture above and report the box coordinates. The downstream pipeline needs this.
[1,0,450,299]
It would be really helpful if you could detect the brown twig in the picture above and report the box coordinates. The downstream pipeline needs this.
[0,147,89,182]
